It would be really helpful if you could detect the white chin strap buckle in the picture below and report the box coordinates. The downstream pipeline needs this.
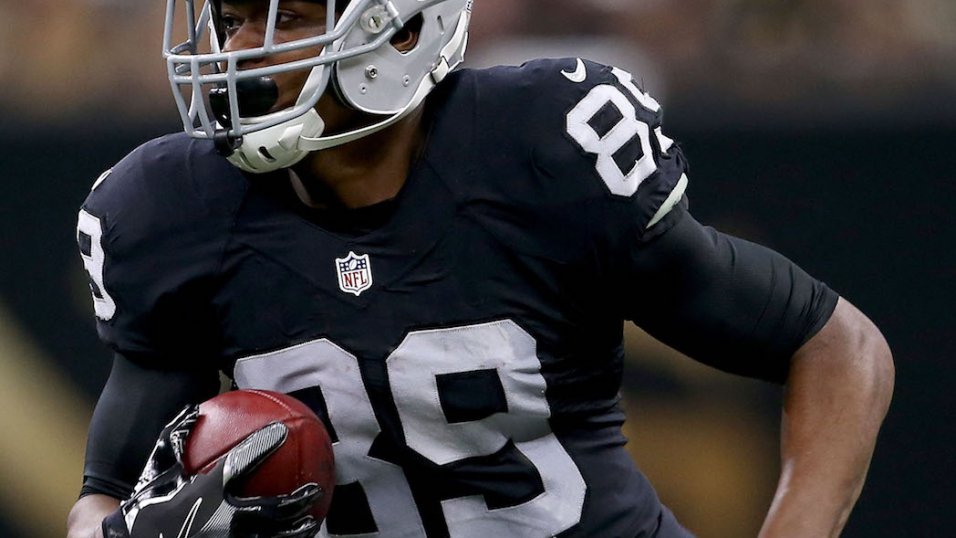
[225,109,326,174]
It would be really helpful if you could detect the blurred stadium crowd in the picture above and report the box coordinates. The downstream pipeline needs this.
[0,1,953,537]
[2,0,955,127]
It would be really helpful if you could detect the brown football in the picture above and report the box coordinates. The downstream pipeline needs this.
[182,389,335,521]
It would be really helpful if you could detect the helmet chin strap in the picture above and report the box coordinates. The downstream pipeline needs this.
[224,108,326,173]
[224,67,433,173]
[296,75,434,152]
[221,64,330,173]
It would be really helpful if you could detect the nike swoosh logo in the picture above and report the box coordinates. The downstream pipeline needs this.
[561,58,587,83]
[170,497,203,538]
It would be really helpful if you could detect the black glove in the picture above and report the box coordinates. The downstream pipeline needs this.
[102,405,322,538]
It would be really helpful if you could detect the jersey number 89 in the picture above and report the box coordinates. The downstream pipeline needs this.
[233,320,586,537]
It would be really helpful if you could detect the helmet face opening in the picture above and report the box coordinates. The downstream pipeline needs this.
[163,0,471,172]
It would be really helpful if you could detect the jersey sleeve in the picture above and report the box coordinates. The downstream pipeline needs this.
[521,58,690,239]
[450,58,689,268]
[76,134,241,368]
[467,58,837,382]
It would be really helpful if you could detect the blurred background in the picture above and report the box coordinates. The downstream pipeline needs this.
[1,0,954,536]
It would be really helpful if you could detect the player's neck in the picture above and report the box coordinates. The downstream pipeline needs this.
[291,106,427,210]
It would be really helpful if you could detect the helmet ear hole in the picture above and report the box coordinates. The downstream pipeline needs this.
[390,13,424,53]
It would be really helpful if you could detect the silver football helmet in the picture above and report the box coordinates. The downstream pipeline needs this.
[163,0,472,173]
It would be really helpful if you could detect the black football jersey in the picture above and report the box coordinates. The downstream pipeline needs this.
[78,59,830,537]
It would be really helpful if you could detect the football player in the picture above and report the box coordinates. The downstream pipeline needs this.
[68,0,894,537]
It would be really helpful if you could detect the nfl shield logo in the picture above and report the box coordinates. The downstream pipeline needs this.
[335,251,373,296]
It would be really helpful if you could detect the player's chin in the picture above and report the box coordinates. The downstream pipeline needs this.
[268,74,311,114]
[268,99,299,116]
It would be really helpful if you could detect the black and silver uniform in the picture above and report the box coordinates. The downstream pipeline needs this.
[77,59,838,537]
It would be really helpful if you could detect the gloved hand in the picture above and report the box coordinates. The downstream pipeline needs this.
[102,405,322,538]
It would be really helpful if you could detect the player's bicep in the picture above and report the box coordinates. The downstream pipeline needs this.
[82,353,220,499]
[624,212,839,383]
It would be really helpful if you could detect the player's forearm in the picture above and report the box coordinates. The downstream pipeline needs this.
[67,494,119,538]
[759,298,894,538]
